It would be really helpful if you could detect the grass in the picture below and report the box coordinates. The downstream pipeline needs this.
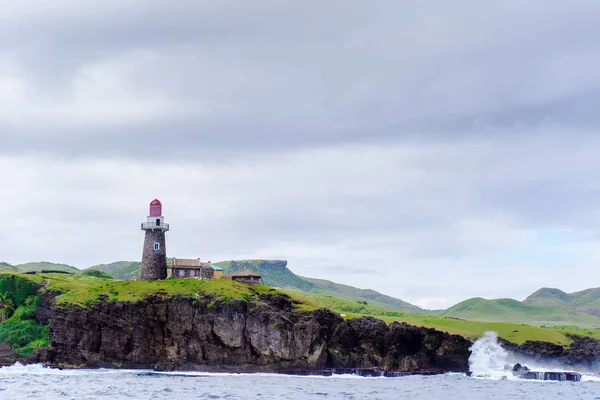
[15,273,273,307]
[283,289,600,346]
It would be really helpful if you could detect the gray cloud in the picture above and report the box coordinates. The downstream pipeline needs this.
[2,1,600,307]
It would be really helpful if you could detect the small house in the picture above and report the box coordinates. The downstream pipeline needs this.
[168,258,214,279]
[227,269,262,286]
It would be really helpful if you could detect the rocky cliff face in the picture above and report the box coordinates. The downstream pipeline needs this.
[499,336,600,369]
[31,292,471,373]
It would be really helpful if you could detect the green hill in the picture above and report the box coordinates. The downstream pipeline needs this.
[89,261,141,280]
[0,262,17,272]
[14,262,80,275]
[436,296,600,327]
[303,277,422,313]
[213,260,422,312]
[524,287,600,317]
[214,260,314,291]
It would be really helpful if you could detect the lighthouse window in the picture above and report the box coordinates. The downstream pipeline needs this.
[153,242,160,251]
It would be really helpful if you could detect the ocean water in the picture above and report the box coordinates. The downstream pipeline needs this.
[2,332,600,399]
[1,364,600,400]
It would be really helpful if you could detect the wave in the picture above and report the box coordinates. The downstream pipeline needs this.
[468,331,600,382]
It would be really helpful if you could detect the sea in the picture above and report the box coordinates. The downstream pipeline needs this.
[1,332,600,400]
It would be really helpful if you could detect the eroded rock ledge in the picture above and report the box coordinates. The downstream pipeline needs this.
[30,292,471,373]
[499,336,600,369]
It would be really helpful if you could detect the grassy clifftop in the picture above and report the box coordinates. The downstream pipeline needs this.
[18,273,273,307]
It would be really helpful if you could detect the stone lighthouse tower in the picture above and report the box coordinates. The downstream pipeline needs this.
[140,199,169,280]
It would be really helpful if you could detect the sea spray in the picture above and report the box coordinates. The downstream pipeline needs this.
[468,331,512,379]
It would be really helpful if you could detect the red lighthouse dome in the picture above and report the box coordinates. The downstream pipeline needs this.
[149,199,162,217]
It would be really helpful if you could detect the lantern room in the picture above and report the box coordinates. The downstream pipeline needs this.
[142,199,169,232]
[149,199,162,217]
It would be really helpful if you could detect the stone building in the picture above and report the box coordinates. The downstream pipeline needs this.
[168,258,214,279]
[227,269,263,286]
[140,199,169,280]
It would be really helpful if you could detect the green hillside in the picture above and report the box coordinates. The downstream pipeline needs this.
[14,262,80,275]
[436,297,600,327]
[214,260,422,312]
[525,287,600,317]
[0,262,17,272]
[303,277,422,313]
[89,261,141,280]
[214,260,314,291]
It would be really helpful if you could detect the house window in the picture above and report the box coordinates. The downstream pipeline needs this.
[154,242,160,251]
[190,270,196,277]
[178,270,185,277]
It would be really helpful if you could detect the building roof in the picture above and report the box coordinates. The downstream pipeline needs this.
[229,269,262,278]
[170,258,213,269]
[150,199,162,206]
[211,266,224,271]
[171,258,201,267]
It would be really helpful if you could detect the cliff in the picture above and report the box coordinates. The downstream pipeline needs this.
[30,290,470,373]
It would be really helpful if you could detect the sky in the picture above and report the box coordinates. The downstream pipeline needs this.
[2,1,600,309]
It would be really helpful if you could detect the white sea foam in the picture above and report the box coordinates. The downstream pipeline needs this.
[0,362,136,376]
[468,331,599,382]
[468,331,516,380]
[0,363,388,380]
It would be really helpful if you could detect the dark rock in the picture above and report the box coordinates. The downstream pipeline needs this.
[501,334,600,370]
[0,343,17,366]
[328,318,470,372]
[512,363,529,372]
[33,291,471,373]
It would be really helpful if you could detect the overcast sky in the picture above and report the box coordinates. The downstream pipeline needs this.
[2,1,600,308]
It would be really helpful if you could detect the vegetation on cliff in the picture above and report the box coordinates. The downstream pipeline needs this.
[13,273,280,307]
[0,275,49,357]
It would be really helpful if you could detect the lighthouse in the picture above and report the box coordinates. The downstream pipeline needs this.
[140,199,169,280]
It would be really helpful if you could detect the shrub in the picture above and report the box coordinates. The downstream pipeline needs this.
[0,296,49,357]
[82,269,114,279]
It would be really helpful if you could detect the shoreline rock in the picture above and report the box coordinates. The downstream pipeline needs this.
[26,291,471,374]
[499,336,600,370]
